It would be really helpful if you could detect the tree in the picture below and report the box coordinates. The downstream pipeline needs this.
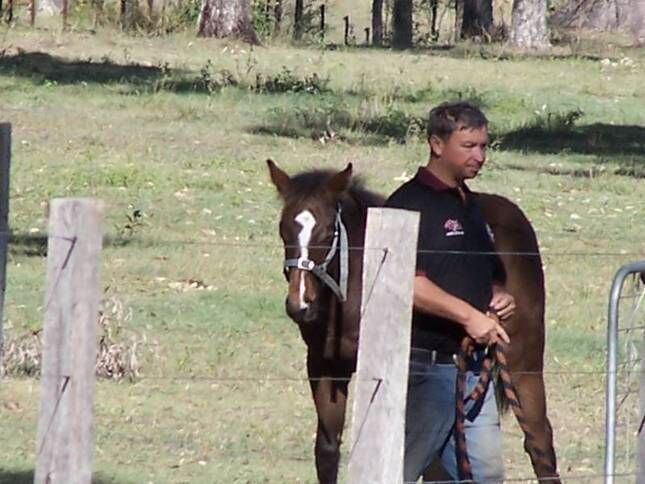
[509,0,550,49]
[392,0,413,49]
[197,0,259,43]
[372,0,384,45]
[461,0,493,39]
[273,0,283,34]
[429,0,439,40]
[552,0,645,43]
[294,0,304,40]
[39,0,63,15]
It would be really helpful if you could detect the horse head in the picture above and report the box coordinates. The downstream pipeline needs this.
[267,159,353,325]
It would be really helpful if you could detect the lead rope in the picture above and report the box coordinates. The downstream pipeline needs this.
[455,333,560,481]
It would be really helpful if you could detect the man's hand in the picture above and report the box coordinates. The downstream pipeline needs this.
[463,308,510,346]
[490,284,516,321]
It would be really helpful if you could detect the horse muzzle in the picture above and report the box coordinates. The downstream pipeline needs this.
[285,297,319,324]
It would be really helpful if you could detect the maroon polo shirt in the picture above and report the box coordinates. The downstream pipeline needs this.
[385,166,504,354]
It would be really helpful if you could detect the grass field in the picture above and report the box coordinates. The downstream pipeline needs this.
[0,14,644,484]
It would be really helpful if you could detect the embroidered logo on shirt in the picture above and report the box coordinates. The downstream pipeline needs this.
[444,219,464,237]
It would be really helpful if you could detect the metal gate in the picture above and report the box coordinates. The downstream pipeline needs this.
[604,260,645,484]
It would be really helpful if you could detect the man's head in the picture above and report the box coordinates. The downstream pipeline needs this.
[427,101,489,183]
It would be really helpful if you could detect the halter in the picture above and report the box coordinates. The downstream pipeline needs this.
[283,205,349,302]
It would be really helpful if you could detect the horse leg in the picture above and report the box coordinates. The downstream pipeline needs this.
[314,377,348,484]
[512,373,560,483]
[307,351,349,484]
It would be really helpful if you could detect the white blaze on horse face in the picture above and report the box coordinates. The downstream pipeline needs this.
[295,210,316,310]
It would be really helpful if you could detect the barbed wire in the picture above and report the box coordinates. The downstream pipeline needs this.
[36,375,70,457]
[89,423,641,482]
[72,363,643,384]
[42,235,77,312]
[2,230,644,258]
[90,406,638,431]
[91,424,640,482]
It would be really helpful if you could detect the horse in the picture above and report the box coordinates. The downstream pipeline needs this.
[267,159,560,483]
[267,159,382,483]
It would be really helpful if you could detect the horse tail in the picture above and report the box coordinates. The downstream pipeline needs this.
[494,343,560,477]
[456,340,559,480]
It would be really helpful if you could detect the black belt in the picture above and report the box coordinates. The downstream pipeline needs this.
[432,350,457,365]
[432,350,486,372]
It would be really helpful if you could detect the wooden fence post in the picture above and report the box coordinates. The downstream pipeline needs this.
[344,15,350,45]
[347,207,419,484]
[35,198,103,484]
[639,332,645,484]
[0,123,10,375]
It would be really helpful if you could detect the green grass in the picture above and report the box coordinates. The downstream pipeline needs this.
[0,21,644,483]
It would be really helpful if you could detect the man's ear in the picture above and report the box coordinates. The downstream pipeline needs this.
[326,163,352,196]
[429,134,444,158]
[266,159,290,197]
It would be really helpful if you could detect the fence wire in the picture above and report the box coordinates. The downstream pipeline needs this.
[2,230,645,258]
[2,232,644,482]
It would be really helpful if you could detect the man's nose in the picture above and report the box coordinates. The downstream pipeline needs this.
[473,147,485,163]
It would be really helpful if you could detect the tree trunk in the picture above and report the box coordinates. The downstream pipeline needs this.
[392,0,413,49]
[197,0,259,43]
[38,0,62,15]
[273,0,282,34]
[552,0,645,43]
[454,0,464,41]
[294,0,304,39]
[429,0,438,40]
[509,0,550,49]
[461,0,493,39]
[372,0,384,45]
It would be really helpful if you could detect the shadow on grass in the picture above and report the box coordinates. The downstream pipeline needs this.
[0,470,35,484]
[0,469,120,483]
[249,104,427,145]
[0,51,223,95]
[0,51,331,96]
[493,123,645,178]
[7,233,135,257]
[0,51,165,85]
[498,123,645,157]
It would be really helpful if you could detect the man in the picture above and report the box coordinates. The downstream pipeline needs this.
[385,101,516,482]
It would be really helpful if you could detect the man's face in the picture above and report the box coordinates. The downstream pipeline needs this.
[431,125,489,181]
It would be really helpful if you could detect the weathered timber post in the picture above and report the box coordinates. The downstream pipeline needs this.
[35,198,104,484]
[347,207,419,484]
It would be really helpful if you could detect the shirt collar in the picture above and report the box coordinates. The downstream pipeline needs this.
[415,166,471,194]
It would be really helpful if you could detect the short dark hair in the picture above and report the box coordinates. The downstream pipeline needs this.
[427,101,488,139]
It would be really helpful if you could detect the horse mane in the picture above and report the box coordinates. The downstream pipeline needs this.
[284,169,385,210]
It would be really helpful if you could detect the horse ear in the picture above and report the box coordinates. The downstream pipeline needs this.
[327,163,353,195]
[267,159,290,197]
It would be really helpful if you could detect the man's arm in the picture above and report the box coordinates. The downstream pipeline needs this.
[413,275,510,345]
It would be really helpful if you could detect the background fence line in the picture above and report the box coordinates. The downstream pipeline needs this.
[0,123,643,481]
[0,122,10,375]
[2,229,643,257]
